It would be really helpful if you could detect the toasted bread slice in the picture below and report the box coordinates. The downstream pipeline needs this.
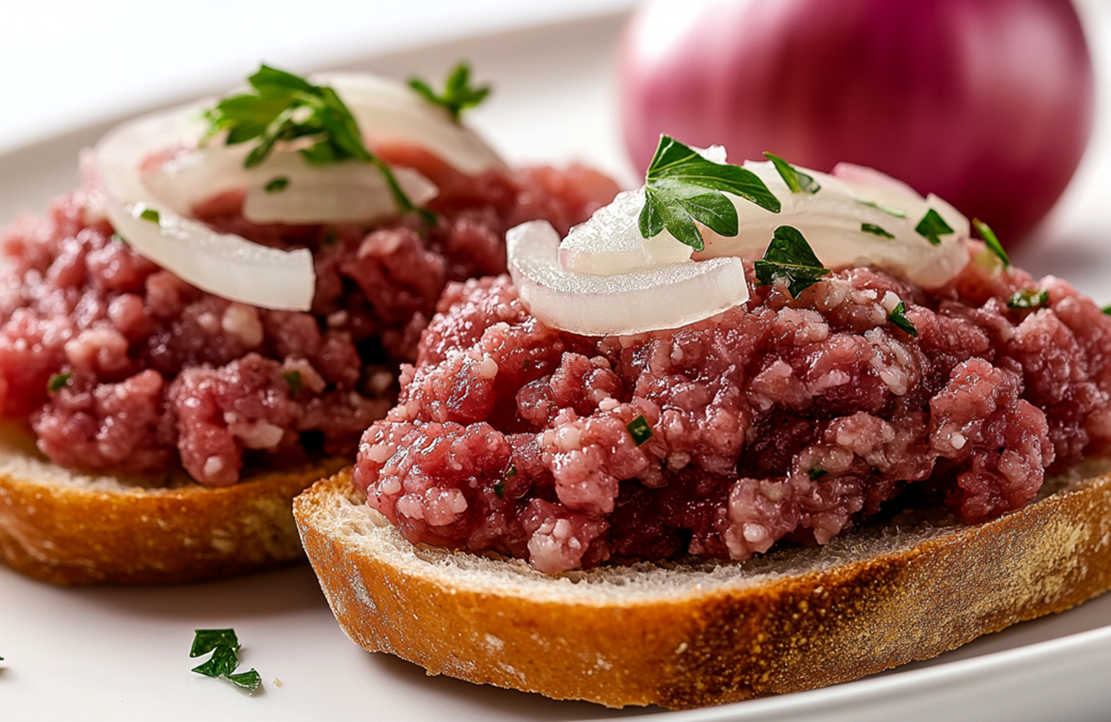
[0,424,347,584]
[294,462,1111,709]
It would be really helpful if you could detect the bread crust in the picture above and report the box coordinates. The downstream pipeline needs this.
[294,465,1111,709]
[0,426,347,584]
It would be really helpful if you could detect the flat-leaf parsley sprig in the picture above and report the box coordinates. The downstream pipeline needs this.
[639,136,781,251]
[754,225,831,298]
[204,64,427,220]
[190,628,262,692]
[408,61,491,122]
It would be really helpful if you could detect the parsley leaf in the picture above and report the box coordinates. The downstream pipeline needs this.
[47,372,73,393]
[1104,305,1111,316]
[861,222,894,239]
[887,301,918,336]
[1009,289,1047,309]
[408,61,491,122]
[264,176,290,193]
[639,136,780,251]
[626,416,653,446]
[855,199,907,218]
[754,226,831,298]
[190,629,261,692]
[972,218,1010,267]
[282,369,303,397]
[764,152,819,194]
[205,64,425,219]
[808,467,828,481]
[914,208,954,246]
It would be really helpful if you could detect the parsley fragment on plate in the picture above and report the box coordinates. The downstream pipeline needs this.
[204,64,428,220]
[136,205,161,225]
[282,369,303,397]
[1103,305,1111,316]
[972,218,1010,267]
[47,372,73,393]
[494,464,518,498]
[887,301,918,337]
[914,208,954,246]
[1009,289,1048,310]
[408,61,491,122]
[764,152,820,194]
[626,415,653,446]
[855,199,907,218]
[264,176,290,193]
[754,225,831,298]
[808,467,828,481]
[190,628,262,692]
[639,135,781,251]
[861,222,894,239]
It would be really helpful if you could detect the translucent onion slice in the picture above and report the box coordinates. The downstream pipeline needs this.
[508,220,749,336]
[94,104,316,311]
[321,72,509,176]
[564,159,970,289]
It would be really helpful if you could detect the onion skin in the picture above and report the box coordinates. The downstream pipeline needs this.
[620,0,1095,243]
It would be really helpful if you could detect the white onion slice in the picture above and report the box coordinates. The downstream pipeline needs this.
[508,220,749,336]
[564,159,969,290]
[242,158,438,224]
[320,72,508,176]
[94,104,316,311]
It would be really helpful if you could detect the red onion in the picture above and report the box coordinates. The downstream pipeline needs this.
[620,0,1095,243]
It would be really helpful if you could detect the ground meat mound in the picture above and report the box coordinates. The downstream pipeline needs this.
[353,246,1111,572]
[0,148,617,485]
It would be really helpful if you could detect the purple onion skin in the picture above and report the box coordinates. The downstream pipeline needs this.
[620,0,1094,244]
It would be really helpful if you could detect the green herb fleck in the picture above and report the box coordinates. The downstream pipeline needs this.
[1008,289,1048,310]
[861,223,894,239]
[808,467,828,481]
[626,415,653,446]
[505,464,518,479]
[972,218,1009,267]
[887,301,918,336]
[111,233,129,246]
[264,176,290,193]
[1104,305,1111,316]
[138,206,160,225]
[47,372,73,393]
[914,208,954,246]
[190,629,261,692]
[282,369,303,397]
[639,136,780,251]
[493,480,505,498]
[204,64,425,218]
[764,152,819,194]
[408,61,491,122]
[855,199,907,218]
[753,225,831,298]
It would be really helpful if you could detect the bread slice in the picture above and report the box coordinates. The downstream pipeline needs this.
[294,462,1111,709]
[0,423,347,584]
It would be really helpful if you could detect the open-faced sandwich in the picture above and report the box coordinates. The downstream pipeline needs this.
[295,138,1111,708]
[0,63,617,584]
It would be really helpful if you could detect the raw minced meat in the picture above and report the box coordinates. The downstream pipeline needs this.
[353,245,1111,572]
[0,146,618,485]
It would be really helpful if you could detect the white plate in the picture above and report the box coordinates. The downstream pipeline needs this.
[5,7,1111,722]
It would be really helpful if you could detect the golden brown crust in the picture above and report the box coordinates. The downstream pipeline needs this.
[0,425,347,584]
[295,466,1111,709]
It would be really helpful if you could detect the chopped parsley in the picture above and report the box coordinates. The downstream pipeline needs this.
[47,372,73,393]
[282,369,303,397]
[1009,289,1048,309]
[753,225,831,298]
[639,135,780,251]
[408,61,491,122]
[914,208,954,246]
[861,222,894,239]
[1103,305,1111,316]
[190,629,261,692]
[493,480,505,498]
[138,206,160,225]
[626,415,653,446]
[764,152,819,194]
[808,467,828,481]
[972,218,1010,267]
[264,176,290,193]
[204,64,427,219]
[887,301,918,336]
[855,199,907,218]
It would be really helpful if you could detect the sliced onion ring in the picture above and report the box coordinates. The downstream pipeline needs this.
[94,103,316,312]
[508,220,749,336]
